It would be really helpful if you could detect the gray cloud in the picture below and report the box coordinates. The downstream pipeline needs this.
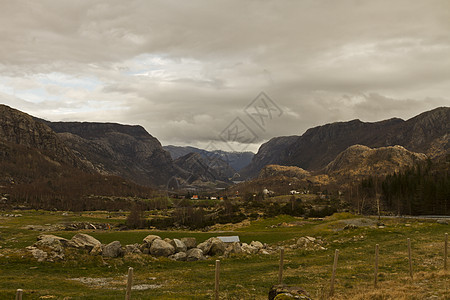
[0,0,449,153]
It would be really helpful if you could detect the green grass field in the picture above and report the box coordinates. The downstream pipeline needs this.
[0,211,448,299]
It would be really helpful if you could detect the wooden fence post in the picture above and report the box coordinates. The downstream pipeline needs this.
[278,247,285,284]
[445,233,448,271]
[329,249,339,297]
[15,289,23,300]
[374,244,379,288]
[125,267,133,300]
[407,238,413,279]
[215,260,220,300]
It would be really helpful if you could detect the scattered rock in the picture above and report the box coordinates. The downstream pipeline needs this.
[27,247,48,262]
[150,239,175,257]
[241,243,258,254]
[269,284,312,300]
[102,241,123,258]
[69,233,101,251]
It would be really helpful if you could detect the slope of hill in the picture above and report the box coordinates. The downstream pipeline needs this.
[163,145,254,171]
[242,107,449,178]
[45,122,178,187]
[325,144,428,178]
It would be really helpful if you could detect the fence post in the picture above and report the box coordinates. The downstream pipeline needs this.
[374,244,379,288]
[125,267,133,300]
[407,238,413,279]
[445,233,448,271]
[329,249,339,297]
[15,289,23,300]
[278,247,285,284]
[215,260,220,300]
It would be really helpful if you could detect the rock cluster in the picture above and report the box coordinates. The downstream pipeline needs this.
[26,233,270,262]
[290,236,326,251]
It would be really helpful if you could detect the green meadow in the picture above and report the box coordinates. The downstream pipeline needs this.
[0,211,448,299]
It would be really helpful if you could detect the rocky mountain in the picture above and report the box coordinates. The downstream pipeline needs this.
[163,145,254,171]
[44,121,178,187]
[242,107,449,178]
[0,105,84,169]
[173,152,234,184]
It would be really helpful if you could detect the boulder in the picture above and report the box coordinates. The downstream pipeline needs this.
[250,241,264,250]
[181,237,197,249]
[197,240,212,254]
[163,238,173,245]
[27,246,48,262]
[36,234,69,246]
[69,233,101,250]
[143,235,161,246]
[171,239,187,253]
[268,284,312,300]
[170,252,187,261]
[186,248,206,261]
[226,242,242,254]
[103,241,123,258]
[208,238,226,256]
[150,239,175,257]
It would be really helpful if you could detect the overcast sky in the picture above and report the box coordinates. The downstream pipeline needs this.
[1,0,449,152]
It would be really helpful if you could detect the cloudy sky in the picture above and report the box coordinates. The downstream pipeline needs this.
[1,0,449,152]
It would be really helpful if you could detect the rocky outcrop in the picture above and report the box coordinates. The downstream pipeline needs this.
[269,285,312,300]
[325,145,427,178]
[259,165,310,179]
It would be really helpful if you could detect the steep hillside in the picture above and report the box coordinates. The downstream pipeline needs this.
[164,145,254,171]
[242,107,449,177]
[45,122,177,187]
[0,105,83,169]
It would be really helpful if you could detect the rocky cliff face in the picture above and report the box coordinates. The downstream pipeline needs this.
[0,105,83,169]
[45,122,177,187]
[242,107,449,178]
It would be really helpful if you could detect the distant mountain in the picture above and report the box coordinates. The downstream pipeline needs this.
[241,107,450,178]
[44,121,179,187]
[173,152,234,184]
[163,145,254,171]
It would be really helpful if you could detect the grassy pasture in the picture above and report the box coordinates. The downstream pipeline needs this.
[0,211,448,299]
